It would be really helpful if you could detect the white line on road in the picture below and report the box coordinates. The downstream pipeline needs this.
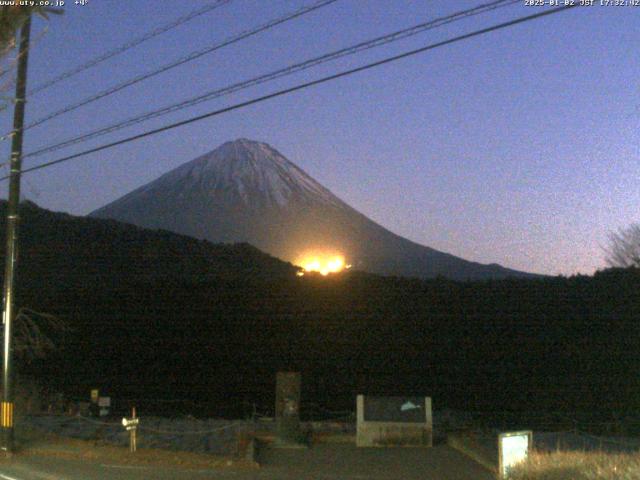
[0,473,21,480]
[3,466,66,480]
[100,464,150,470]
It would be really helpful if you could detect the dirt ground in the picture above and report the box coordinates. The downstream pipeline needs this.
[12,428,255,470]
[257,443,494,480]
[0,444,494,480]
[0,430,494,479]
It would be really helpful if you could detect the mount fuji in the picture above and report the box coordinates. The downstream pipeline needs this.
[90,138,534,280]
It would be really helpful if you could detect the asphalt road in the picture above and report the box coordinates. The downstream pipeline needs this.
[0,444,493,480]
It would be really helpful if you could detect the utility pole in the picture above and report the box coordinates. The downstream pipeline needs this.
[1,14,31,454]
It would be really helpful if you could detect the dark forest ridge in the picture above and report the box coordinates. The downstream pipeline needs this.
[2,199,296,283]
[0,200,638,421]
[91,139,540,281]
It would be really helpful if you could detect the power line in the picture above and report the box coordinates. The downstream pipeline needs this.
[17,0,339,133]
[24,0,519,160]
[2,5,578,182]
[27,0,232,96]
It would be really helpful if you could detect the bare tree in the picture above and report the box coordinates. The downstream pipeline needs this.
[0,8,54,114]
[604,223,640,269]
[0,6,57,52]
[12,307,70,363]
[0,6,39,58]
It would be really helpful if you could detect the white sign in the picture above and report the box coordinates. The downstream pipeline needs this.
[98,396,111,407]
[122,417,139,431]
[499,431,532,478]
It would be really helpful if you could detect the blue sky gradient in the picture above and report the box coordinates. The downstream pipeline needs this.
[0,0,637,276]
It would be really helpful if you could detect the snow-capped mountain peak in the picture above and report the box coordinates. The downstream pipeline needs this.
[142,138,344,209]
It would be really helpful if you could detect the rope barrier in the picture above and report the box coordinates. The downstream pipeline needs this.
[25,410,640,442]
[137,421,246,436]
[29,414,248,436]
[73,415,122,427]
[573,430,640,449]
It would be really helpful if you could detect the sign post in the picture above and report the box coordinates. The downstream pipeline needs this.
[122,407,139,453]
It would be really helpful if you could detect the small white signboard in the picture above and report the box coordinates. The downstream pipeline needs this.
[499,431,532,478]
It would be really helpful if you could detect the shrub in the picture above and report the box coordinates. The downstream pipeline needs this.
[509,450,640,480]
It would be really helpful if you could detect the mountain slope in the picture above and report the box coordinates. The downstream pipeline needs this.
[91,138,535,280]
[2,200,295,285]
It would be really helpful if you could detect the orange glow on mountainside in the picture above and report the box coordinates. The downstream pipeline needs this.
[295,253,351,276]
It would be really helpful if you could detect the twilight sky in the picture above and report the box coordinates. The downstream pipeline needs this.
[0,0,637,276]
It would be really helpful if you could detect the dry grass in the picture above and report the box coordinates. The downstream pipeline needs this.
[7,428,258,471]
[508,450,640,480]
